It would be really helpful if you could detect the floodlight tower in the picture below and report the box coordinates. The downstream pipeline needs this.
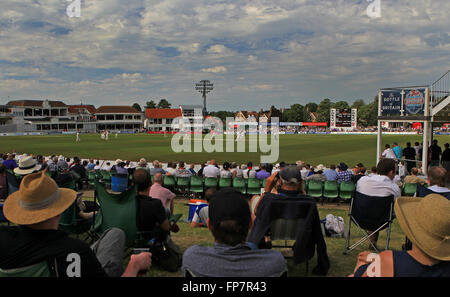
[195,80,213,116]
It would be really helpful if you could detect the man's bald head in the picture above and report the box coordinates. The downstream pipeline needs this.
[428,166,448,187]
[154,172,164,184]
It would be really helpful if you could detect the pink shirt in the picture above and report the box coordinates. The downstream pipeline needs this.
[149,183,176,210]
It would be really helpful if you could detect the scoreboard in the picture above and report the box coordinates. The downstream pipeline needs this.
[330,108,357,130]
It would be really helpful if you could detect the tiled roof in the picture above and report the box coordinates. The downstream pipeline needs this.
[7,100,67,108]
[145,108,182,119]
[68,105,97,114]
[95,106,141,114]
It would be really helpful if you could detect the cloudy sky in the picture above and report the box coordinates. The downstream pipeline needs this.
[0,0,449,111]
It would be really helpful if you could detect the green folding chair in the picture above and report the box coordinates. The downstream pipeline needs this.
[403,183,418,196]
[247,178,261,195]
[219,178,232,189]
[204,177,218,189]
[93,181,138,245]
[0,261,55,277]
[59,179,78,191]
[323,180,339,200]
[307,180,323,199]
[88,171,98,188]
[59,199,95,241]
[176,176,190,197]
[233,177,247,194]
[163,175,176,190]
[339,181,356,201]
[100,170,112,187]
[189,175,204,196]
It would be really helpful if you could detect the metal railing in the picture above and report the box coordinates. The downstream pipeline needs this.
[431,69,450,107]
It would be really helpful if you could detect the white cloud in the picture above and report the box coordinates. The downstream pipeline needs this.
[201,66,227,73]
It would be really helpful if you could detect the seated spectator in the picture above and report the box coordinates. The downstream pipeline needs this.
[369,166,377,176]
[174,161,192,178]
[65,157,72,168]
[188,164,197,176]
[47,156,59,176]
[351,193,450,277]
[2,154,18,170]
[86,159,96,171]
[181,188,287,277]
[323,164,338,181]
[165,162,177,175]
[134,170,174,237]
[57,156,68,171]
[337,162,353,184]
[149,173,176,216]
[54,163,75,186]
[111,159,123,172]
[356,158,401,249]
[94,161,101,171]
[230,162,243,178]
[248,165,330,275]
[256,164,271,180]
[103,162,112,172]
[422,166,449,195]
[352,163,364,175]
[114,162,129,175]
[136,158,149,173]
[220,162,233,179]
[352,166,366,184]
[403,167,427,186]
[70,157,87,190]
[197,162,207,177]
[150,160,166,176]
[300,164,310,180]
[203,160,220,178]
[0,164,20,200]
[190,188,216,228]
[243,162,256,179]
[0,171,151,277]
[13,156,43,183]
[306,165,326,182]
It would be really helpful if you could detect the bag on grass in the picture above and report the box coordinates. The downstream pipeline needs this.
[151,237,182,272]
[323,214,345,238]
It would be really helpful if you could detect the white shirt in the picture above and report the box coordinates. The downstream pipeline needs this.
[382,148,396,159]
[428,185,450,193]
[356,174,401,199]
[203,165,220,178]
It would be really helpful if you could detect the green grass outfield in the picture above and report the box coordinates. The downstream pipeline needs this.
[2,133,449,167]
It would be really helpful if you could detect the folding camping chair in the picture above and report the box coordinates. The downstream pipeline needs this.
[163,175,177,191]
[93,181,139,245]
[343,191,395,254]
[402,183,418,196]
[176,176,190,197]
[59,193,97,242]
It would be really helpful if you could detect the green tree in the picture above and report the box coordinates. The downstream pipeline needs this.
[208,111,236,122]
[333,101,350,109]
[282,104,304,122]
[132,103,142,112]
[358,96,378,126]
[145,100,157,109]
[351,99,366,110]
[157,99,171,109]
[316,98,333,123]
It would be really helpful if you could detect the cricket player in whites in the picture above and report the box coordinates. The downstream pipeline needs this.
[76,130,80,142]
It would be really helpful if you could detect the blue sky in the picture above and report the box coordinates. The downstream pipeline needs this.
[0,0,449,111]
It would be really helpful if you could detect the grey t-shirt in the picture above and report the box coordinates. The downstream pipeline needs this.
[150,167,166,176]
[182,243,287,277]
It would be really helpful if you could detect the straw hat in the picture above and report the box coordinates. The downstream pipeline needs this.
[315,164,325,172]
[13,156,42,175]
[115,159,123,165]
[4,171,76,225]
[394,194,450,261]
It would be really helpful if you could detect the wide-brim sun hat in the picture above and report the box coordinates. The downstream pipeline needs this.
[13,156,42,175]
[394,194,450,261]
[4,171,77,225]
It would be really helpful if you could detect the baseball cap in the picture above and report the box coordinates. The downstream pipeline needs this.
[279,165,302,183]
[208,188,251,228]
